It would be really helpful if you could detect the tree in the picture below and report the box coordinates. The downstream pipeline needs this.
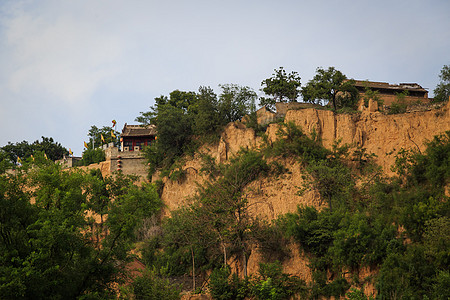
[218,84,257,124]
[194,150,269,277]
[0,161,162,299]
[136,90,197,127]
[0,150,13,173]
[433,65,450,102]
[1,137,68,163]
[302,67,358,111]
[260,67,301,109]
[193,86,220,135]
[79,148,106,166]
[86,125,120,149]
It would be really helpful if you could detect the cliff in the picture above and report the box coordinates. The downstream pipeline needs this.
[283,101,450,176]
[160,101,450,214]
[155,101,450,294]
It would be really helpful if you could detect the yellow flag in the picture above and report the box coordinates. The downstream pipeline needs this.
[111,130,116,138]
[84,141,88,148]
[69,148,73,156]
[44,153,48,160]
[17,156,22,164]
[101,134,105,143]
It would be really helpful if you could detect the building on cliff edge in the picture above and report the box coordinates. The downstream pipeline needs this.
[353,80,429,106]
[57,124,157,179]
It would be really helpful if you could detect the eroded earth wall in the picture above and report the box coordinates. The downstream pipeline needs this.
[156,101,450,291]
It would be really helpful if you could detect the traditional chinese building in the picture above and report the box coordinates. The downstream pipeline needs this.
[120,124,157,152]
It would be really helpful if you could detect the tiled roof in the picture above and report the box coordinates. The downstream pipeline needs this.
[121,124,157,137]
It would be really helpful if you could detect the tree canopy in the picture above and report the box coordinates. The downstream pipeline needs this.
[259,67,301,109]
[433,64,450,102]
[1,137,68,164]
[136,85,257,175]
[86,125,120,150]
[0,161,162,299]
[302,67,359,110]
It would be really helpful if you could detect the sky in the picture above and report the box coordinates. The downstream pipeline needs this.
[0,0,449,156]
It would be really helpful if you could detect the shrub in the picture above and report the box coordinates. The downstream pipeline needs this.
[121,269,181,300]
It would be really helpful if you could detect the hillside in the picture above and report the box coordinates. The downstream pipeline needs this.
[2,101,448,299]
[152,101,450,298]
[159,101,450,213]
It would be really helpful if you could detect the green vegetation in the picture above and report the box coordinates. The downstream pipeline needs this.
[388,91,409,114]
[259,67,302,109]
[119,269,181,300]
[139,121,449,298]
[363,85,383,109]
[1,136,68,164]
[0,159,162,299]
[1,67,449,299]
[76,148,106,166]
[302,67,359,111]
[75,124,121,166]
[86,125,120,149]
[208,262,307,300]
[136,85,257,176]
[433,64,450,103]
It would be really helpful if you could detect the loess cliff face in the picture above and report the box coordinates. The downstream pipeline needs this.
[155,101,450,284]
[283,101,450,176]
[160,101,450,215]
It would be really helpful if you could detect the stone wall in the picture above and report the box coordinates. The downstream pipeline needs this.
[104,146,148,179]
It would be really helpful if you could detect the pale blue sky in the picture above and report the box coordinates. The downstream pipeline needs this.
[0,0,449,156]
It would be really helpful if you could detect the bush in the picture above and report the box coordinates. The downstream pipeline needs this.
[77,148,105,166]
[209,267,242,300]
[209,263,307,300]
[121,269,181,300]
[251,262,307,300]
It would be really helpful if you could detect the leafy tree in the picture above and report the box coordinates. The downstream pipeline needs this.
[193,86,220,135]
[433,64,450,102]
[194,150,269,277]
[148,149,270,284]
[208,263,307,300]
[0,149,14,173]
[1,137,68,163]
[138,86,258,177]
[153,104,192,156]
[302,67,359,110]
[209,267,242,300]
[260,67,301,109]
[218,84,257,124]
[0,161,161,299]
[158,206,217,291]
[78,148,106,166]
[388,91,408,114]
[86,125,119,149]
[136,90,197,126]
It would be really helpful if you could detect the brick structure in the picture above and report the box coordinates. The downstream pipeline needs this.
[353,80,429,107]
[105,146,148,178]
